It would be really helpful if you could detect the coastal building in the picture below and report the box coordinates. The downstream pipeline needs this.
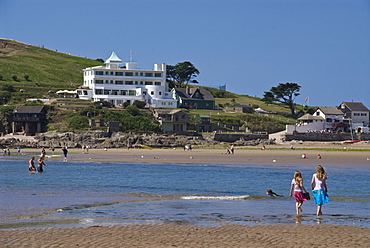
[171,87,215,110]
[12,106,47,135]
[286,103,370,133]
[77,51,177,108]
[339,102,369,132]
[152,109,189,132]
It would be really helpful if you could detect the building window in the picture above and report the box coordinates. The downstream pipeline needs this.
[145,73,153,77]
[125,72,133,76]
[95,71,104,75]
[326,118,332,122]
[154,73,162,77]
[145,81,153,85]
[126,81,133,85]
[116,81,123,85]
[120,90,127,95]
[104,90,110,95]
[95,89,103,95]
[115,72,124,76]
[155,82,161,85]
[105,71,109,75]
[143,92,146,95]
[95,80,104,84]
[159,92,162,95]
[151,91,154,95]
[112,90,119,95]
[129,90,136,96]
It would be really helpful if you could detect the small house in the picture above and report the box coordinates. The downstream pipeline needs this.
[12,106,47,135]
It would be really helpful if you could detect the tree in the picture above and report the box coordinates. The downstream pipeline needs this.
[166,61,199,87]
[262,82,301,115]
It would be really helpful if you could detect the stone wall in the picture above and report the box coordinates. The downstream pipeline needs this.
[285,132,370,141]
[214,133,268,142]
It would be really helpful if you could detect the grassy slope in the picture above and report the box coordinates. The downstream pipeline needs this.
[0,39,103,100]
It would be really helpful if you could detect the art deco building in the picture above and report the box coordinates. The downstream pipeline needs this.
[77,51,177,108]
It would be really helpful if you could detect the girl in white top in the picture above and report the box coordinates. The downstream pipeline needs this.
[311,165,329,216]
[289,171,308,214]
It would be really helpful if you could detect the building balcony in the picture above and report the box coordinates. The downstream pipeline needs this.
[13,117,42,122]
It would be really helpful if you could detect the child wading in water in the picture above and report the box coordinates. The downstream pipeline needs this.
[289,171,309,214]
[311,165,329,216]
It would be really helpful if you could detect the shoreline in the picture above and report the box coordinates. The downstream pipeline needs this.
[9,146,370,168]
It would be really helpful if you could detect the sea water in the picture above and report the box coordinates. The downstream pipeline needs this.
[1,155,369,229]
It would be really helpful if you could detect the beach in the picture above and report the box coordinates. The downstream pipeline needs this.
[1,224,369,247]
[1,143,370,247]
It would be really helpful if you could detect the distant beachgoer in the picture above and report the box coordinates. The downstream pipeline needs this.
[311,165,330,216]
[289,171,309,214]
[62,147,68,161]
[266,189,282,197]
[317,154,322,159]
[85,145,89,153]
[37,156,47,172]
[29,157,36,172]
[17,146,21,153]
[261,145,265,151]
[2,149,6,156]
[230,144,235,154]
[40,147,46,157]
[7,148,10,156]
[290,145,294,150]
[302,154,306,159]
[51,147,55,154]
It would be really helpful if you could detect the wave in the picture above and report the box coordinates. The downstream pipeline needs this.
[181,195,250,200]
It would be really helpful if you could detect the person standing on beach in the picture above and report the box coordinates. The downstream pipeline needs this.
[62,147,68,161]
[311,165,329,216]
[28,157,36,172]
[289,171,309,214]
[37,156,47,172]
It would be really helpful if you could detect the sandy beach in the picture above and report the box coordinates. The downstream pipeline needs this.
[1,224,369,247]
[2,143,370,247]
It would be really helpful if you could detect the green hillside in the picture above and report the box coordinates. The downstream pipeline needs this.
[0,39,103,103]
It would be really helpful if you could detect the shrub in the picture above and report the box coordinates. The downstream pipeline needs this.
[67,115,89,130]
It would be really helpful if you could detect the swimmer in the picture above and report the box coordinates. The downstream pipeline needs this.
[29,157,36,172]
[37,156,47,172]
[266,189,282,197]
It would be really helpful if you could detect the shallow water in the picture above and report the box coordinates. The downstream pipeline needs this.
[1,156,369,229]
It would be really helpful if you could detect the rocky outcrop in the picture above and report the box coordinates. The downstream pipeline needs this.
[0,131,274,149]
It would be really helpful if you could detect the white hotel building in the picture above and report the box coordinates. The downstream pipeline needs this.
[77,51,177,108]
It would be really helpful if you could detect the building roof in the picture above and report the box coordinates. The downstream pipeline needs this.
[318,107,344,115]
[298,113,324,121]
[341,102,369,112]
[105,51,122,64]
[235,104,253,109]
[173,88,215,101]
[153,109,188,115]
[13,106,45,114]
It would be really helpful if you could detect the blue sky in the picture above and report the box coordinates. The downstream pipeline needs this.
[1,0,369,108]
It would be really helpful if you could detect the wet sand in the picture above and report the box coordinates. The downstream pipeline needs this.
[1,224,369,247]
